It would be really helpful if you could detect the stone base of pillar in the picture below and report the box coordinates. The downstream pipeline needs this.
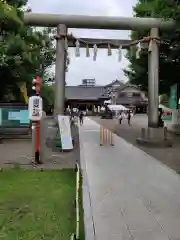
[168,110,180,134]
[168,124,180,135]
[136,127,172,148]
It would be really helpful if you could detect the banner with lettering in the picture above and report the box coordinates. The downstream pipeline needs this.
[57,115,73,150]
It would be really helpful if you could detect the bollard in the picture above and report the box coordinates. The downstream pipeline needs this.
[100,126,103,146]
[99,126,114,146]
[109,129,114,146]
[164,126,168,140]
[107,128,110,144]
[104,128,107,144]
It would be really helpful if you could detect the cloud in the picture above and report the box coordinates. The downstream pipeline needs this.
[28,0,137,85]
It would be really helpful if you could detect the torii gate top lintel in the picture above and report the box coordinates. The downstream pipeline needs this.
[24,13,174,30]
[25,13,171,128]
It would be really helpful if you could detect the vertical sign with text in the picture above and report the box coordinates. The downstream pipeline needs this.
[28,96,43,121]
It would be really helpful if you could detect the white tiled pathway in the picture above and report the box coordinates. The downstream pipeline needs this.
[80,118,180,240]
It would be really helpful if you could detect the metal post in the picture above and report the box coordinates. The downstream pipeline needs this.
[54,24,67,116]
[35,121,40,163]
[32,122,36,162]
[148,27,159,128]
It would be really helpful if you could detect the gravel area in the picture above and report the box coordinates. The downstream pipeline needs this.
[92,116,180,174]
[0,118,80,169]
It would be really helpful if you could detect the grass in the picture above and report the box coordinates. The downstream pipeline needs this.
[0,168,84,240]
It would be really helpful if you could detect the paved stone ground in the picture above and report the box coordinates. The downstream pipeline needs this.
[92,115,180,174]
[0,118,80,169]
[80,118,180,240]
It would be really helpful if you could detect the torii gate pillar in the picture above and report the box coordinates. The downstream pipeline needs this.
[148,28,159,128]
[54,24,67,116]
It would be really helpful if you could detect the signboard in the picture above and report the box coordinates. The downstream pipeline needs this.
[20,110,29,124]
[169,84,178,110]
[8,112,20,120]
[57,115,73,150]
[28,96,43,121]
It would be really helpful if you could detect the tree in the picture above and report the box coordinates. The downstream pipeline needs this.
[0,0,56,101]
[41,83,54,110]
[124,0,180,95]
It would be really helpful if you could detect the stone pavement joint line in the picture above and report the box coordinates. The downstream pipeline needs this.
[79,118,180,240]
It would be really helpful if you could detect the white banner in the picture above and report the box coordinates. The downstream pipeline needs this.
[57,115,73,150]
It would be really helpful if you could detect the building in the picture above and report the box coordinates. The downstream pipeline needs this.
[65,79,148,113]
[81,78,96,87]
[65,85,108,110]
[114,83,148,113]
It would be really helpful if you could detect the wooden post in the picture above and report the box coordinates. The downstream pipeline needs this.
[100,126,103,146]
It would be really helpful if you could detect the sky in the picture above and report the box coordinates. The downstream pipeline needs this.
[28,0,137,86]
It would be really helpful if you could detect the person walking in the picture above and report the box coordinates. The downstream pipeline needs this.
[118,112,122,124]
[79,111,84,125]
[127,110,131,126]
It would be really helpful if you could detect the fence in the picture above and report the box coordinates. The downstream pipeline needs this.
[71,162,80,240]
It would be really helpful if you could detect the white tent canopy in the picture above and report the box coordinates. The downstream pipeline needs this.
[107,104,129,111]
[104,100,111,104]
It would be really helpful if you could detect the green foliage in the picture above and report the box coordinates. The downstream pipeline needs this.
[124,0,180,95]
[0,0,22,25]
[0,0,55,103]
[41,83,54,109]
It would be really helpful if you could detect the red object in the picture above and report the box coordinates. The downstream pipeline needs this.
[35,76,40,95]
[34,76,41,163]
[35,121,40,152]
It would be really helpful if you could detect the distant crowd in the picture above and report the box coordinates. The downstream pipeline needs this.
[117,110,133,126]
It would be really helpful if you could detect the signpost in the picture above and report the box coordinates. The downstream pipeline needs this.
[28,76,43,164]
[29,96,43,122]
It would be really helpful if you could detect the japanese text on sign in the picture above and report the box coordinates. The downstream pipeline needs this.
[32,98,40,116]
[28,96,42,121]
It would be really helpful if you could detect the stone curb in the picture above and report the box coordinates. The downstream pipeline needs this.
[79,127,96,240]
[136,138,172,148]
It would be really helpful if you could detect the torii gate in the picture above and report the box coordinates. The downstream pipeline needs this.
[24,13,175,128]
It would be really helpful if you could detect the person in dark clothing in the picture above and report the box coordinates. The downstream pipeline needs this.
[127,111,131,126]
[158,108,164,127]
[79,111,84,125]
[119,112,122,124]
